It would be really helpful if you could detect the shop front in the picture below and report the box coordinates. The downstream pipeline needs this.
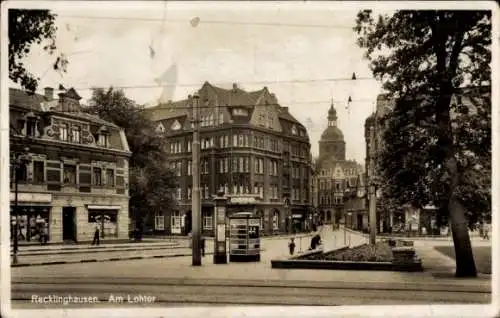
[86,205,120,239]
[10,192,52,244]
[290,209,306,233]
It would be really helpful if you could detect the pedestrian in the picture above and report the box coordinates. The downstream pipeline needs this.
[201,235,206,257]
[483,223,490,240]
[92,222,100,245]
[288,238,296,255]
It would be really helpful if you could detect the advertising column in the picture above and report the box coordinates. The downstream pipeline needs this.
[213,192,228,264]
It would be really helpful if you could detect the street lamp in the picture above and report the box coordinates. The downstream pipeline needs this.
[12,146,31,265]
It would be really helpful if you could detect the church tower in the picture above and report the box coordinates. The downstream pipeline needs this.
[319,100,346,160]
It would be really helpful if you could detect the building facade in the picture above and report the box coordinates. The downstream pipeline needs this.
[9,87,131,244]
[312,102,366,226]
[144,82,313,236]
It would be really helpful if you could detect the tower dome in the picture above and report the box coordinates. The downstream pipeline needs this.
[320,101,344,141]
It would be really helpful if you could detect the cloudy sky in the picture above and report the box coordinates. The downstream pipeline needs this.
[9,1,392,164]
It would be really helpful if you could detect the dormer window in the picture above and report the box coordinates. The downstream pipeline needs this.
[71,126,81,143]
[233,108,248,117]
[170,120,180,131]
[98,134,109,147]
[157,123,166,133]
[59,123,69,141]
[25,114,38,137]
[219,112,224,125]
[291,125,297,135]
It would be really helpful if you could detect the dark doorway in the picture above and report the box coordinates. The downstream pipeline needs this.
[357,214,363,231]
[62,207,76,242]
[185,210,192,235]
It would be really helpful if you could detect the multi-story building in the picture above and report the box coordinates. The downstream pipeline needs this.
[312,102,365,226]
[9,86,131,244]
[144,82,313,236]
[365,87,490,235]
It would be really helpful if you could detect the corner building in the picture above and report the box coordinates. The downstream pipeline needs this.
[9,87,131,244]
[145,82,313,236]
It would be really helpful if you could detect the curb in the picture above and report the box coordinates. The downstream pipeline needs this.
[10,245,188,257]
[11,253,211,268]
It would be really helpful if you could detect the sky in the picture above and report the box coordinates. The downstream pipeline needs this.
[8,1,390,164]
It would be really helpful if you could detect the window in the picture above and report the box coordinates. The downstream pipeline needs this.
[259,159,264,174]
[209,114,214,126]
[238,135,244,146]
[203,211,213,230]
[59,123,69,141]
[106,169,115,187]
[188,187,192,199]
[244,157,249,172]
[26,118,37,137]
[268,114,273,128]
[201,160,209,174]
[233,134,238,147]
[33,161,44,184]
[171,211,182,234]
[232,158,238,172]
[93,167,102,185]
[273,211,279,230]
[155,211,164,231]
[219,136,224,148]
[176,162,182,177]
[224,135,229,148]
[224,184,229,195]
[187,140,192,152]
[63,165,76,184]
[219,113,224,124]
[187,161,192,176]
[98,134,109,147]
[71,126,81,143]
[176,187,181,200]
[239,158,244,173]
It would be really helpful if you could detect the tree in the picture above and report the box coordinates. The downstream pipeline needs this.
[354,10,491,277]
[8,9,68,93]
[84,88,177,233]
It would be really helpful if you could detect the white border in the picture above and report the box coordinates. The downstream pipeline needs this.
[1,1,499,318]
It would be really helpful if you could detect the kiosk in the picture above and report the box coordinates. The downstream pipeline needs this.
[229,213,261,262]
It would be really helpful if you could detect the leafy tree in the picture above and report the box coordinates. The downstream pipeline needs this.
[355,10,491,277]
[84,88,177,233]
[8,9,68,93]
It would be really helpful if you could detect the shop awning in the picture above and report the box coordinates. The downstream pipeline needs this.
[87,205,121,210]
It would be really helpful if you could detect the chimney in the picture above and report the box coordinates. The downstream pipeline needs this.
[44,87,54,100]
[232,83,238,91]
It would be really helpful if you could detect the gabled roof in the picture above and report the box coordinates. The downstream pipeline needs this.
[9,87,118,128]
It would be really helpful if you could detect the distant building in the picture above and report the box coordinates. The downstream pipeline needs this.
[312,101,365,227]
[9,87,131,244]
[144,82,313,236]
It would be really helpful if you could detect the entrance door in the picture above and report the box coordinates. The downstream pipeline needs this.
[62,207,76,242]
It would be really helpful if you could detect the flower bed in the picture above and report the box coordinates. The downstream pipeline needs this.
[296,243,393,262]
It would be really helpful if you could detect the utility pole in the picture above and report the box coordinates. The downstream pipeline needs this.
[191,93,202,266]
[368,126,377,245]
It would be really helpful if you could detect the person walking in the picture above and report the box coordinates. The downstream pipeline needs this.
[483,222,490,240]
[288,238,296,255]
[92,222,101,245]
[201,235,206,257]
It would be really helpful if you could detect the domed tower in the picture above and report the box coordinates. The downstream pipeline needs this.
[319,100,346,160]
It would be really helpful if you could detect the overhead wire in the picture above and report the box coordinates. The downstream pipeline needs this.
[140,99,376,110]
[64,75,376,92]
[55,14,356,30]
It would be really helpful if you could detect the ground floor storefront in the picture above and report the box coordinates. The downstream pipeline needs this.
[153,197,315,236]
[10,192,129,244]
